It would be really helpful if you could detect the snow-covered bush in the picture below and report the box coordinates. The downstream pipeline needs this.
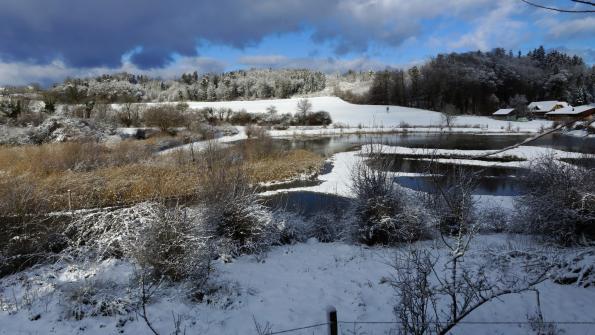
[60,277,133,320]
[66,203,212,284]
[350,156,427,245]
[245,124,269,139]
[197,149,281,257]
[130,205,212,283]
[513,157,595,245]
[274,210,308,244]
[477,204,510,233]
[306,212,346,243]
[552,250,595,288]
[423,164,478,236]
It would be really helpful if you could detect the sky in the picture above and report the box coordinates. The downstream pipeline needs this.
[0,0,594,86]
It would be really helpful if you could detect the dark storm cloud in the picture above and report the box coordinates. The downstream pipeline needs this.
[0,0,327,68]
[0,1,497,69]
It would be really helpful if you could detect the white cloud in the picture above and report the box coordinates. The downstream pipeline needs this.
[449,0,526,50]
[546,16,595,38]
[0,57,225,86]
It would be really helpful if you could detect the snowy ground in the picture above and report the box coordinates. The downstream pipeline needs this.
[159,126,248,155]
[143,97,551,133]
[1,235,594,335]
[361,144,592,169]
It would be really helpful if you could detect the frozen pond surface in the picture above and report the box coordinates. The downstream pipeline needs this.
[258,132,593,211]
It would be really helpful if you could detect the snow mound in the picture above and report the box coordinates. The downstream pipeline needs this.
[553,250,595,288]
[23,116,116,144]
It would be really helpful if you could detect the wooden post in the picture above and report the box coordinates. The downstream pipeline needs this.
[190,143,195,162]
[68,189,72,214]
[327,306,338,335]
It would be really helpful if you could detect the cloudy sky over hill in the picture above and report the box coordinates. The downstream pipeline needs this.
[0,0,594,85]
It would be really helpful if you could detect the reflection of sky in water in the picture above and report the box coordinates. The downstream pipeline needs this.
[263,191,351,216]
[394,176,524,196]
[259,133,594,157]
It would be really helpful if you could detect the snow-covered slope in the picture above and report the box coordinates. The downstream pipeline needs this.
[2,236,594,335]
[153,97,551,133]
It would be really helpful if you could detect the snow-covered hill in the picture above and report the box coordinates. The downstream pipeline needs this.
[147,97,551,133]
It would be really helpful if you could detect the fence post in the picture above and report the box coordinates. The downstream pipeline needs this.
[68,189,72,214]
[327,306,338,335]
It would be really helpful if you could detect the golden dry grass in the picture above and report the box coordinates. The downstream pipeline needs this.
[246,149,323,184]
[0,140,324,213]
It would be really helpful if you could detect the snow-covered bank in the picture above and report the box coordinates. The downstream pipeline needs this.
[146,97,551,133]
[1,236,594,335]
[260,144,590,198]
[362,144,592,169]
[159,126,247,155]
[260,150,359,198]
[364,144,589,161]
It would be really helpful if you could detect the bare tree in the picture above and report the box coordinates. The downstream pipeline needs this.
[143,105,186,132]
[519,0,595,13]
[118,99,141,127]
[440,104,458,129]
[389,157,554,334]
[296,98,313,124]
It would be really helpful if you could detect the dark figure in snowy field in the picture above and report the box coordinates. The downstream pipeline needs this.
[386,106,390,113]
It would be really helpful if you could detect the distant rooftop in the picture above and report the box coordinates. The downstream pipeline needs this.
[492,108,515,115]
[528,101,569,112]
[546,105,595,115]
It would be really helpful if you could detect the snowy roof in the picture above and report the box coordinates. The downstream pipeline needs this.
[492,108,515,116]
[546,105,595,115]
[528,101,568,112]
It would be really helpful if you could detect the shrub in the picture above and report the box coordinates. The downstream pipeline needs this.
[513,156,595,245]
[131,204,212,284]
[16,111,47,126]
[478,205,509,233]
[306,111,332,126]
[197,148,281,256]
[350,153,426,245]
[60,277,133,320]
[423,165,478,236]
[0,216,67,277]
[306,212,346,243]
[66,202,212,284]
[245,124,269,139]
[143,105,186,132]
[440,104,458,128]
[117,103,142,127]
[229,110,255,125]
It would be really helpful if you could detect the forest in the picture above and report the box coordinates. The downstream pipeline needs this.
[44,69,326,104]
[365,47,595,115]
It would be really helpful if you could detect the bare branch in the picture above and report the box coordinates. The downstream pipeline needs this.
[519,0,595,12]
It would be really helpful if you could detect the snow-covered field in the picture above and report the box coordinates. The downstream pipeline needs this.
[3,97,592,335]
[146,97,551,133]
[1,236,594,335]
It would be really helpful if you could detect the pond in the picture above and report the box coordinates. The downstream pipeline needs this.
[260,132,595,156]
[262,191,351,216]
[256,132,593,213]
